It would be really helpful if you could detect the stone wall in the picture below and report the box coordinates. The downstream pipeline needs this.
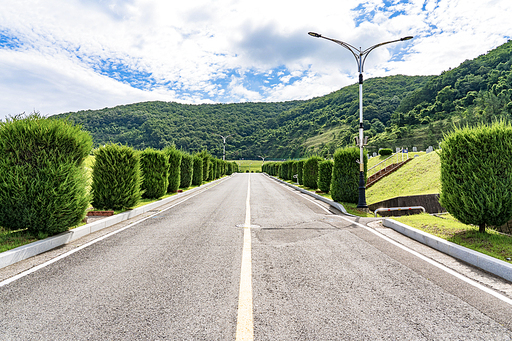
[496,221,512,235]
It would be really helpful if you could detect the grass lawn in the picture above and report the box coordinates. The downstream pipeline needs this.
[0,228,38,253]
[232,160,263,173]
[394,213,512,264]
[366,151,441,204]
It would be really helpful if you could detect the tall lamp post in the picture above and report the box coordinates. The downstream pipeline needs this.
[214,134,232,161]
[308,32,413,208]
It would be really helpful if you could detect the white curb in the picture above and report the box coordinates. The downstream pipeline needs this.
[383,218,512,282]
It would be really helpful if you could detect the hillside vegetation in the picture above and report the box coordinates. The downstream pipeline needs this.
[366,152,441,204]
[52,40,512,159]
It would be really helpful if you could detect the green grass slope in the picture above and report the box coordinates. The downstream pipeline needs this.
[366,151,441,204]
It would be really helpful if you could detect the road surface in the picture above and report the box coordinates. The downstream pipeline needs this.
[1,173,511,340]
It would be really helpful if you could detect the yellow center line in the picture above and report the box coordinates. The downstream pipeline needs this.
[236,175,253,341]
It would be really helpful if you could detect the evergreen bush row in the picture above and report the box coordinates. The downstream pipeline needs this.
[440,122,512,233]
[0,113,93,237]
[262,148,368,204]
[0,114,234,238]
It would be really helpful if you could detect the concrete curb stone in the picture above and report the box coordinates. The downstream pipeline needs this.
[384,218,512,282]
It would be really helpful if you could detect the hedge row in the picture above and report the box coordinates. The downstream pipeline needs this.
[262,148,368,204]
[0,114,238,237]
[0,113,92,237]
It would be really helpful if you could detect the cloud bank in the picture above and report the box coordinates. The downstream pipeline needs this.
[0,0,511,119]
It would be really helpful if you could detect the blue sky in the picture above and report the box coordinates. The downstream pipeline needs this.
[0,0,511,119]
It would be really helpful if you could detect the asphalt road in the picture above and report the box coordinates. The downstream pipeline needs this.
[1,173,511,340]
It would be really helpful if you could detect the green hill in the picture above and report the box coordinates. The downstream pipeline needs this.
[366,152,441,204]
[53,39,512,159]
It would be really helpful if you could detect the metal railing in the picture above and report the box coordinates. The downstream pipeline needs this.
[368,149,409,179]
[374,206,426,217]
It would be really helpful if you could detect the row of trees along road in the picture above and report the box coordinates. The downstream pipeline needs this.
[265,120,512,234]
[0,114,238,239]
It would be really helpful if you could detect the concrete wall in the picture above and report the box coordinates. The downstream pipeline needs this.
[369,194,446,217]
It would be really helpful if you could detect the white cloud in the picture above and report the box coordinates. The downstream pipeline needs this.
[0,0,511,120]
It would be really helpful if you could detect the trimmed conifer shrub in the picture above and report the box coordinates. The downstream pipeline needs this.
[196,150,211,181]
[209,158,216,180]
[280,161,286,179]
[439,122,512,233]
[303,156,323,189]
[192,155,203,186]
[286,160,294,180]
[379,148,393,156]
[163,146,182,193]
[318,160,334,193]
[140,148,169,199]
[215,159,222,179]
[232,161,239,173]
[92,143,142,210]
[291,161,298,181]
[297,160,305,185]
[179,152,193,188]
[331,147,367,204]
[0,113,92,237]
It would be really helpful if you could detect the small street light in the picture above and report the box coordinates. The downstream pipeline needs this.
[308,32,413,208]
[214,134,232,161]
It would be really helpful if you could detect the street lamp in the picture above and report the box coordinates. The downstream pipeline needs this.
[308,32,413,208]
[214,134,232,161]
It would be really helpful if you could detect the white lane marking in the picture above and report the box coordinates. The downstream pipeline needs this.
[0,182,223,288]
[276,181,512,306]
[236,175,254,341]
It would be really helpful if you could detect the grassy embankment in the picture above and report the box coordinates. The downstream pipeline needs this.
[233,160,263,173]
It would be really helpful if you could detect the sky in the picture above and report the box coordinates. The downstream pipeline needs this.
[1,0,511,120]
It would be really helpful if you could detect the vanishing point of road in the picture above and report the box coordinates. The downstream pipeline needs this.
[1,173,511,340]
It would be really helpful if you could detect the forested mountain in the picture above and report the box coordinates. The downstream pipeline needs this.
[55,39,512,159]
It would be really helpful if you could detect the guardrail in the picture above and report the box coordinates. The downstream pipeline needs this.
[374,206,426,217]
[368,149,408,179]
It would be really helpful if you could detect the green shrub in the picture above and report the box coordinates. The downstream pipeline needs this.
[291,161,298,181]
[439,122,512,233]
[279,161,291,180]
[303,156,323,189]
[232,161,239,173]
[140,148,169,199]
[215,159,222,179]
[379,148,393,156]
[286,160,294,180]
[92,143,142,211]
[0,113,92,237]
[179,152,193,188]
[197,150,211,181]
[331,147,367,204]
[226,161,233,175]
[192,155,203,186]
[297,160,305,185]
[318,160,334,193]
[209,158,216,180]
[164,146,182,193]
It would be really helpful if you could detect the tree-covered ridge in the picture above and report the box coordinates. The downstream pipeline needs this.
[55,39,512,159]
[55,100,303,157]
[377,39,512,150]
[248,74,431,157]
